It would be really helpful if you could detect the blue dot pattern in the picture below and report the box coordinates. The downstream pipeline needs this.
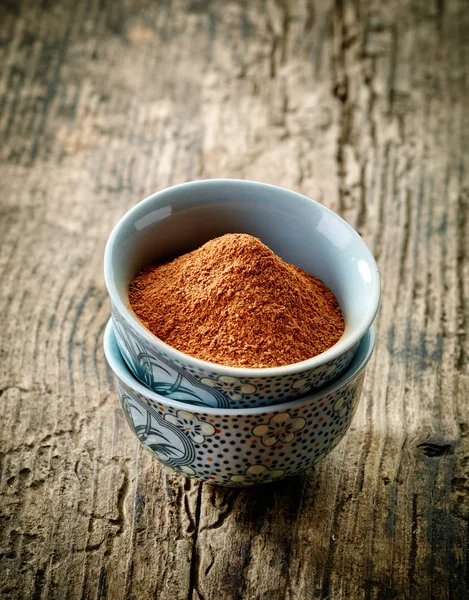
[115,370,366,487]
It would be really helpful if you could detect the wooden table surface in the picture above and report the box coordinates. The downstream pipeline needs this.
[1,1,468,598]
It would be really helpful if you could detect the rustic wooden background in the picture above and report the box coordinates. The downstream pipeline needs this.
[1,0,468,598]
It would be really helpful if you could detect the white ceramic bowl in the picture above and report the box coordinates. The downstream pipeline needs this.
[104,320,376,487]
[105,179,380,409]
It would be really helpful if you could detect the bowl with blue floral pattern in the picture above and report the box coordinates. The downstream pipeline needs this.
[104,320,376,487]
[105,180,380,409]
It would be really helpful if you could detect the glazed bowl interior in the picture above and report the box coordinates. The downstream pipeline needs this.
[105,179,380,370]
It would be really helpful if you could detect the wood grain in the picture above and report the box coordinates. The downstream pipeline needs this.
[0,0,468,598]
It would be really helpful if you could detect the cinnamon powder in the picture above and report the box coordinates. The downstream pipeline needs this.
[128,234,345,368]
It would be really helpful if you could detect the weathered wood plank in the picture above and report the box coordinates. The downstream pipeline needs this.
[0,0,468,598]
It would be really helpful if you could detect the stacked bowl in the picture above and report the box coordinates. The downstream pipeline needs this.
[104,180,380,487]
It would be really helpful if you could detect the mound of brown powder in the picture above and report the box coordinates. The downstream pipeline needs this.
[128,233,345,368]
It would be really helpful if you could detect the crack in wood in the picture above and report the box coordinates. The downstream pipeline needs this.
[188,483,204,600]
[1,0,469,597]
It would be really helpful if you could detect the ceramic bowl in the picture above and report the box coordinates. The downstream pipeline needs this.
[105,179,380,409]
[104,320,376,487]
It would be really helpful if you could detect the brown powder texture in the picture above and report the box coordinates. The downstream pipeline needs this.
[128,233,345,368]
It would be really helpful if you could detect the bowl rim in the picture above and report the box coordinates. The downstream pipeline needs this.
[104,178,381,377]
[104,319,376,417]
